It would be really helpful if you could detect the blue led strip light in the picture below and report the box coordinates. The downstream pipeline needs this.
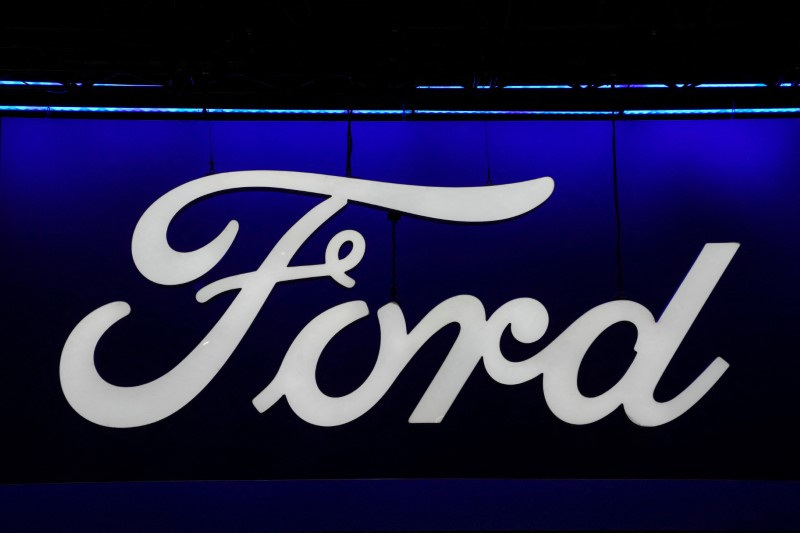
[596,84,670,89]
[624,108,800,115]
[613,84,669,89]
[413,109,613,116]
[503,85,573,89]
[415,83,796,90]
[695,83,767,88]
[4,80,797,90]
[414,85,464,89]
[1,106,799,116]
[0,106,204,113]
[206,108,347,114]
[93,83,163,88]
[0,80,63,86]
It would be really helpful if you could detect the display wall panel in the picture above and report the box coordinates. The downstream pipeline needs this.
[1,117,798,483]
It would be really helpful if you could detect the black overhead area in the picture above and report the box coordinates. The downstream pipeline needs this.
[1,1,799,114]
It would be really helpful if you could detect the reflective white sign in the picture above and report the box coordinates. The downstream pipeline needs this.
[60,171,736,429]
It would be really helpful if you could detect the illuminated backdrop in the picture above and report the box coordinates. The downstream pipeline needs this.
[1,117,798,482]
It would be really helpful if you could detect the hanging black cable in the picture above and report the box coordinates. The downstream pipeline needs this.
[611,109,624,298]
[345,109,353,177]
[484,121,493,185]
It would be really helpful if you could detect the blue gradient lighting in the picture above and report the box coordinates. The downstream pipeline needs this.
[600,84,669,89]
[413,110,614,116]
[621,84,669,89]
[207,109,407,116]
[0,107,613,116]
[503,85,573,89]
[206,108,347,115]
[624,108,736,116]
[93,83,163,88]
[595,84,669,89]
[4,81,787,91]
[0,80,63,86]
[696,83,767,88]
[352,109,406,115]
[624,108,800,116]
[2,106,799,117]
[741,108,800,113]
[415,85,464,89]
[0,106,204,113]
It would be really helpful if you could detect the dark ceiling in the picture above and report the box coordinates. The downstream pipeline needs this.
[1,1,799,112]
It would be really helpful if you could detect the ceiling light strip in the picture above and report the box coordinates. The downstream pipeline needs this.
[1,106,799,116]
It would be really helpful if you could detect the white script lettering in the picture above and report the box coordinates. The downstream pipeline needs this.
[59,171,735,429]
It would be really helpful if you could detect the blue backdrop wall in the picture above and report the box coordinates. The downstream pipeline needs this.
[1,117,799,484]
